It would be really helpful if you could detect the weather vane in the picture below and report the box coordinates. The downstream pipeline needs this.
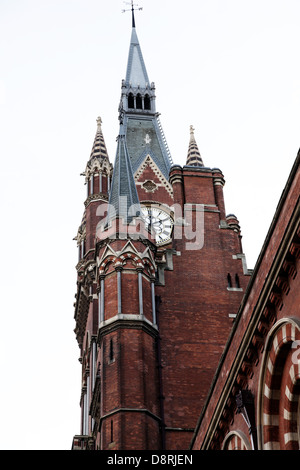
[122,1,143,27]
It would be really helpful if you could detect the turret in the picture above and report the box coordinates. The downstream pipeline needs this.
[78,117,113,258]
[93,121,161,450]
[73,117,113,442]
[84,117,112,201]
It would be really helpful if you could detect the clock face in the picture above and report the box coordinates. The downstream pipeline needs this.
[140,205,174,246]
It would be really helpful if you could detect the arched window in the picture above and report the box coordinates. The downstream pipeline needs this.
[136,93,142,109]
[227,273,232,288]
[235,274,240,288]
[144,94,151,110]
[128,93,134,109]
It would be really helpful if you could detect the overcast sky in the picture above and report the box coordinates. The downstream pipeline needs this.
[0,0,299,450]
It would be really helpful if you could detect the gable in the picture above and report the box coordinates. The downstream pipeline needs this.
[134,154,173,200]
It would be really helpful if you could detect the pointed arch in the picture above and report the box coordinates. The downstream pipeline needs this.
[144,94,151,110]
[136,93,143,109]
[257,318,300,450]
[128,92,134,109]
[222,431,251,450]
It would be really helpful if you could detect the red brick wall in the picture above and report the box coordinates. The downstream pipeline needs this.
[191,154,299,450]
[76,160,253,450]
[154,165,250,449]
[100,328,161,450]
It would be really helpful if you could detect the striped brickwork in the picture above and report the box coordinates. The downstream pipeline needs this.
[259,319,300,450]
[222,431,250,450]
[186,126,204,167]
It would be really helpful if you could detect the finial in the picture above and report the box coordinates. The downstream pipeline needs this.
[190,125,195,136]
[96,116,102,130]
[122,1,143,28]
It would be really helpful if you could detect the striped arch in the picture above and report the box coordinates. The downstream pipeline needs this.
[257,318,300,450]
[283,360,300,448]
[119,253,155,277]
[118,253,142,270]
[99,255,116,275]
[222,431,251,450]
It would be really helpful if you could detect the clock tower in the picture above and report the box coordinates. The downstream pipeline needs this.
[72,10,252,451]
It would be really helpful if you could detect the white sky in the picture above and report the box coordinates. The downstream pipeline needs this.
[0,0,299,450]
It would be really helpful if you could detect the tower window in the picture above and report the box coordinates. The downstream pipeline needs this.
[144,94,151,110]
[227,274,232,288]
[110,420,114,443]
[80,239,85,259]
[128,93,134,109]
[90,174,94,195]
[136,93,142,109]
[235,274,240,288]
[109,338,114,362]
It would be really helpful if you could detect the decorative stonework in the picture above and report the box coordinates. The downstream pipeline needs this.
[83,158,113,181]
[258,318,300,450]
[97,240,156,279]
[142,180,157,193]
[84,193,109,208]
[134,154,173,196]
[75,225,86,245]
[222,431,251,450]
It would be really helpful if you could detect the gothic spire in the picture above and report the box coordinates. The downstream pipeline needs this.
[186,126,204,167]
[125,21,150,90]
[118,12,173,180]
[89,116,110,162]
[107,124,141,224]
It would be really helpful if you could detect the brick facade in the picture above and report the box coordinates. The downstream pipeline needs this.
[191,151,300,450]
[71,17,300,451]
[72,135,252,449]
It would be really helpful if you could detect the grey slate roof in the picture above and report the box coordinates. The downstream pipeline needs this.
[107,19,173,225]
[125,27,150,89]
[125,117,172,180]
[107,128,140,224]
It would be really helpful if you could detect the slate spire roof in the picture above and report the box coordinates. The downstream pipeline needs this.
[107,124,140,224]
[125,18,150,90]
[118,15,173,180]
[186,125,204,166]
[108,9,175,224]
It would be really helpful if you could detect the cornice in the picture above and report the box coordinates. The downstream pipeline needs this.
[97,315,159,344]
[84,193,109,208]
